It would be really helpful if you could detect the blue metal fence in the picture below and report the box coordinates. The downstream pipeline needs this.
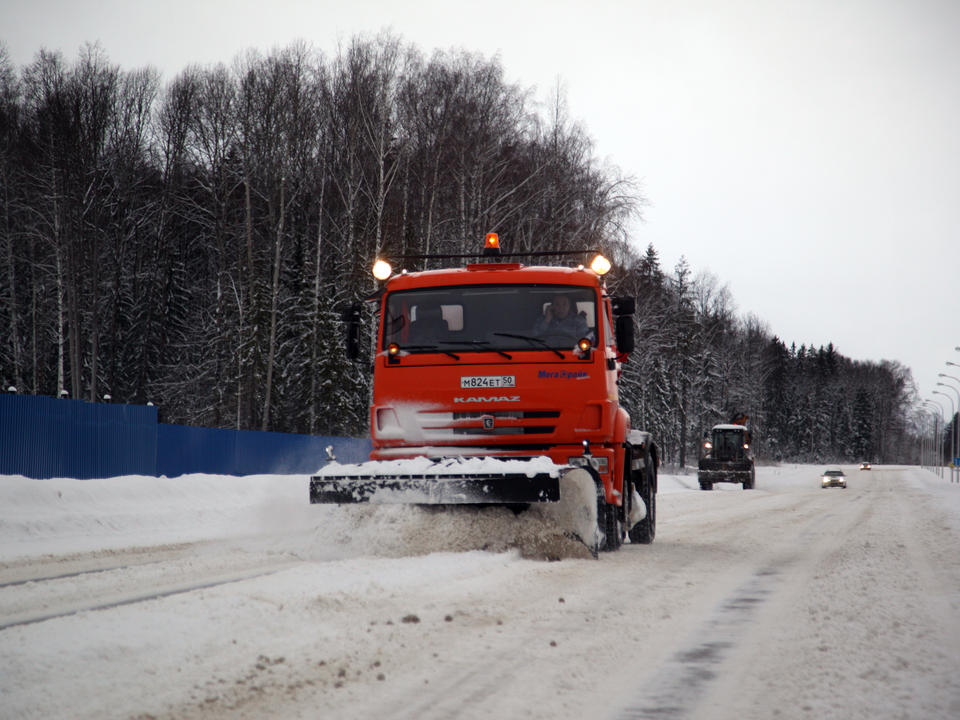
[156,424,372,477]
[0,394,158,479]
[0,394,371,480]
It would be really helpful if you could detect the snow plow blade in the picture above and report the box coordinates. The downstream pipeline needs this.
[310,456,569,505]
[698,458,753,483]
[310,473,560,505]
[310,459,603,559]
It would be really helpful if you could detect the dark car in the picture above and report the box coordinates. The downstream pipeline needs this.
[859,462,871,470]
[821,468,847,489]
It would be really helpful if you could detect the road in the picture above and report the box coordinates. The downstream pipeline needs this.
[2,465,960,719]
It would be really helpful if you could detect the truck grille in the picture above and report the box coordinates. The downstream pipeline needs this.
[425,410,559,436]
[452,411,559,420]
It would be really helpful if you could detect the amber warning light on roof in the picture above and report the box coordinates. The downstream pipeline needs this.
[482,232,501,256]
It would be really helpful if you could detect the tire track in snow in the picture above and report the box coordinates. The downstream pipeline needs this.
[0,561,301,630]
[614,503,840,719]
[0,558,171,588]
[615,566,782,719]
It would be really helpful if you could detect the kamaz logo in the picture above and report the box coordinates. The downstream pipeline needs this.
[454,396,520,403]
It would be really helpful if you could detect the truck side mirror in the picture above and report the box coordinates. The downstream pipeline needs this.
[615,314,635,354]
[612,296,636,316]
[341,302,363,361]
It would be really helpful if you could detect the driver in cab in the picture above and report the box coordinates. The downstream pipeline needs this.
[533,293,593,341]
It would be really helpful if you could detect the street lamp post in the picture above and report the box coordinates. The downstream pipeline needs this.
[916,410,929,470]
[925,400,945,478]
[934,389,956,483]
[938,373,960,483]
[919,409,938,471]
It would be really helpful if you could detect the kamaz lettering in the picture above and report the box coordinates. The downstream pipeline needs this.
[453,396,521,403]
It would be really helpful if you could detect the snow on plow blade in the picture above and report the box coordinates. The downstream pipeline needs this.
[310,456,562,505]
[698,459,753,482]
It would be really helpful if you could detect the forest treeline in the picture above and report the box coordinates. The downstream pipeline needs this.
[0,34,926,465]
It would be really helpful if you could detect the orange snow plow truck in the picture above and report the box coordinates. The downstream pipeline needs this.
[310,234,658,553]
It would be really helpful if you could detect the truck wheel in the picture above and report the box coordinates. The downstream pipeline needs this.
[593,467,622,553]
[598,499,623,552]
[699,481,713,491]
[628,449,656,545]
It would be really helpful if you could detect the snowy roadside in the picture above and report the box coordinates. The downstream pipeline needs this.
[3,464,958,561]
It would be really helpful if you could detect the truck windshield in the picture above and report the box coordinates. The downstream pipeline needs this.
[712,429,746,460]
[383,284,598,354]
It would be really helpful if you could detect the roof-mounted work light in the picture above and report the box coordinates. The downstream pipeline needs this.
[590,254,612,275]
[372,259,393,281]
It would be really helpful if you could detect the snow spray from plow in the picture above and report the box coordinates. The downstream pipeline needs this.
[310,457,635,560]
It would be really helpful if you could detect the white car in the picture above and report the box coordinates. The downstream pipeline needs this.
[821,468,847,489]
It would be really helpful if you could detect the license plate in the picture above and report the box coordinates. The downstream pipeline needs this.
[460,375,516,389]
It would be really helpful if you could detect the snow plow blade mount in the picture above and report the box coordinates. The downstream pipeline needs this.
[310,472,560,505]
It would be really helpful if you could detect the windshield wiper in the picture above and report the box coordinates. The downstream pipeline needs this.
[398,344,460,360]
[440,340,512,359]
[493,333,564,358]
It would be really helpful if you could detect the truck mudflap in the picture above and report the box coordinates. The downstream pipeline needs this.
[310,456,568,505]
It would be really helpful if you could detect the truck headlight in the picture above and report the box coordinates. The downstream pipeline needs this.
[569,456,609,474]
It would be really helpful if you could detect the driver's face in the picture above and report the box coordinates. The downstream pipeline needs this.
[551,295,571,319]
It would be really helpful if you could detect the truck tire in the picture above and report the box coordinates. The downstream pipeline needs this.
[742,467,755,490]
[628,445,656,545]
[699,480,713,491]
[598,489,623,552]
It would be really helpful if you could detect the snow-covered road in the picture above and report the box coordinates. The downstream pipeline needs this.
[3,465,960,719]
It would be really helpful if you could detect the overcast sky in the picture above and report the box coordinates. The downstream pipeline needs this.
[4,0,960,418]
